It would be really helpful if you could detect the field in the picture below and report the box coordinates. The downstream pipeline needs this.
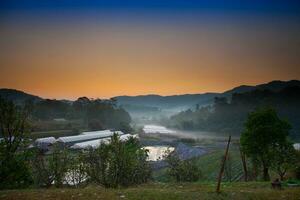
[1,182,300,200]
[153,141,247,182]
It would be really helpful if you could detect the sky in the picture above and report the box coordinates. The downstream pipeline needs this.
[0,0,300,99]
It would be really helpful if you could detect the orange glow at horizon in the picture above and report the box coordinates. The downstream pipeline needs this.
[0,18,300,100]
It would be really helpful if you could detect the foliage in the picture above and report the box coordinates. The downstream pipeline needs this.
[293,150,300,179]
[33,99,70,120]
[30,145,69,188]
[165,153,202,182]
[0,98,33,189]
[240,107,292,181]
[65,152,88,187]
[83,134,151,188]
[87,119,104,131]
[31,97,132,132]
[271,141,297,180]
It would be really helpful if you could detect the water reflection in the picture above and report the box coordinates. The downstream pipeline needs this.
[143,146,174,161]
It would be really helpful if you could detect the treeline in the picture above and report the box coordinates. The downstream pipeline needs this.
[169,86,300,139]
[31,97,132,132]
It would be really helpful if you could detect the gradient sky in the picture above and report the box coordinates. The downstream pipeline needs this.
[0,0,300,99]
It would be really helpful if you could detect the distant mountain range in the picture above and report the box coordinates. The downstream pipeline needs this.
[1,80,300,111]
[114,80,300,111]
[223,80,300,96]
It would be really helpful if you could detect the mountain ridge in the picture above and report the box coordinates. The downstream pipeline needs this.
[1,80,299,109]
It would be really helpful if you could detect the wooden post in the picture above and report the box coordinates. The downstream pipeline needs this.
[216,135,231,193]
[239,145,248,181]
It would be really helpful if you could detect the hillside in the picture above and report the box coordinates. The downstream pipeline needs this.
[0,89,42,104]
[169,85,300,140]
[223,80,300,96]
[114,93,218,110]
[115,80,300,117]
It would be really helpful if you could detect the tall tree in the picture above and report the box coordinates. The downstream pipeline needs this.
[240,107,291,181]
[271,141,296,181]
[0,98,32,188]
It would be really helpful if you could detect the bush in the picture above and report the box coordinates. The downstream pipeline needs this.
[65,152,88,187]
[0,149,33,189]
[166,153,202,182]
[83,134,151,188]
[30,145,69,188]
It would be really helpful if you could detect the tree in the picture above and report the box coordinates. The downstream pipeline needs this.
[83,141,110,185]
[240,107,291,181]
[293,150,300,179]
[88,119,104,131]
[271,141,296,181]
[83,133,151,188]
[66,152,88,187]
[31,144,69,188]
[0,98,33,189]
[165,153,202,182]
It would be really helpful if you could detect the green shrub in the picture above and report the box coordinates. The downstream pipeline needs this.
[30,145,69,188]
[83,134,151,188]
[166,153,202,182]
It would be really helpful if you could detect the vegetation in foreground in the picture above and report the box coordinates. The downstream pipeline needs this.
[1,97,300,200]
[1,182,300,200]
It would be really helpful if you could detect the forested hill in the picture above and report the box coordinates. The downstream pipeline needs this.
[223,80,300,96]
[0,88,42,104]
[169,85,300,140]
[114,93,218,111]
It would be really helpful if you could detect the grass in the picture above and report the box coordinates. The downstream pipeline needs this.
[1,182,300,200]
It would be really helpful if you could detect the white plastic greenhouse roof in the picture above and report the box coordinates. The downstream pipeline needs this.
[81,130,124,136]
[120,134,138,141]
[57,130,124,143]
[70,134,138,149]
[70,138,111,149]
[143,125,175,134]
[35,137,56,144]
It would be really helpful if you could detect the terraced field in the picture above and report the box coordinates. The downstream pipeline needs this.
[196,148,245,182]
[153,145,246,182]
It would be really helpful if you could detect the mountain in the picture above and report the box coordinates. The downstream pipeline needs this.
[0,88,43,104]
[115,93,218,111]
[115,80,300,113]
[223,80,300,96]
[1,79,299,111]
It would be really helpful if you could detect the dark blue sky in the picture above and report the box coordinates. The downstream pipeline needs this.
[1,0,300,15]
